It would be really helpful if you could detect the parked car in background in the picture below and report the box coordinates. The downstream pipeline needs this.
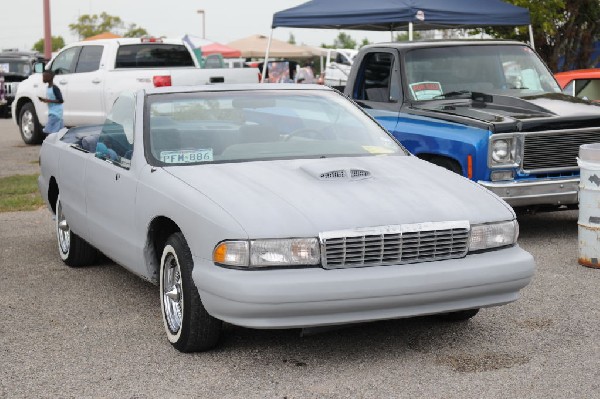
[323,48,358,87]
[342,40,600,211]
[0,50,44,117]
[555,69,600,102]
[12,38,259,144]
[38,83,534,352]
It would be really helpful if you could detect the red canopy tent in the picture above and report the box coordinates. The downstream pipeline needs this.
[200,43,241,58]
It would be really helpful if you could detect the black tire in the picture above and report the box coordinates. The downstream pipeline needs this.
[19,102,44,145]
[0,103,10,119]
[436,308,480,322]
[55,195,98,267]
[160,232,222,352]
[427,156,463,175]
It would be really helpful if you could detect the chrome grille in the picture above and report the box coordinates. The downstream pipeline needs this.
[3,82,17,97]
[523,128,600,172]
[320,221,470,269]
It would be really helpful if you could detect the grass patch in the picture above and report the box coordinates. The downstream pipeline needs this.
[0,174,44,212]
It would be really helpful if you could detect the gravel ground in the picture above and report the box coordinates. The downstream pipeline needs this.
[0,116,40,177]
[1,119,599,398]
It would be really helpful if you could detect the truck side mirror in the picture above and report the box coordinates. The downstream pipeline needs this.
[34,62,45,73]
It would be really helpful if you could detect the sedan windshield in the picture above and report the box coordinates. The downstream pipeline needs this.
[145,89,405,165]
[404,45,562,101]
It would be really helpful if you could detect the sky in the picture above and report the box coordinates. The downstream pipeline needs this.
[1,0,394,52]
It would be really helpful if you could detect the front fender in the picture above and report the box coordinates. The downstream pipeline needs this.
[388,112,491,181]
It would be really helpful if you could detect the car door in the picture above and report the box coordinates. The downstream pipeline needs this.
[84,93,138,269]
[48,46,81,125]
[350,50,402,133]
[67,45,106,125]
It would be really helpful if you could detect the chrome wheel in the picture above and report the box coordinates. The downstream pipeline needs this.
[21,110,34,142]
[162,250,183,334]
[56,198,70,256]
[159,233,222,352]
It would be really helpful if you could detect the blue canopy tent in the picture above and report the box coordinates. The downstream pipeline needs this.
[262,0,533,81]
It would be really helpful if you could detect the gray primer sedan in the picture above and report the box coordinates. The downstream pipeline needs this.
[38,84,535,352]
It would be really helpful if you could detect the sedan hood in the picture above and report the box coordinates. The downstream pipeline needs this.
[165,156,513,238]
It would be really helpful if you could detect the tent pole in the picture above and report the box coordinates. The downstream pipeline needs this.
[528,24,535,50]
[320,54,324,75]
[409,22,413,41]
[261,29,274,83]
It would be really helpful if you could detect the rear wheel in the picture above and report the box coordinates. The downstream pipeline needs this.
[55,195,98,267]
[19,102,44,145]
[160,232,222,352]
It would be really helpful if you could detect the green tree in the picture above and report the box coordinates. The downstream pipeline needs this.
[321,32,358,49]
[334,33,357,49]
[69,12,149,39]
[359,37,371,48]
[394,32,421,42]
[32,36,65,52]
[288,33,296,45]
[487,0,600,71]
[123,24,148,38]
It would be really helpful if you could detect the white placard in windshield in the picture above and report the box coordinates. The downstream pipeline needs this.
[160,149,213,164]
[0,63,9,73]
[410,81,443,100]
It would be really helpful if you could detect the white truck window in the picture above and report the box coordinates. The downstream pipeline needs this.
[115,44,194,68]
[75,46,104,73]
[51,47,80,75]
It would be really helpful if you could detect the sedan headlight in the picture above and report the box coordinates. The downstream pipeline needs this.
[469,220,519,252]
[489,136,518,167]
[213,238,320,268]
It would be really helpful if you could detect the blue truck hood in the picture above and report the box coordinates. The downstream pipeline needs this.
[410,92,600,133]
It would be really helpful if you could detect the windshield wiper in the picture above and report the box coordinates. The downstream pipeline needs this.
[432,90,472,99]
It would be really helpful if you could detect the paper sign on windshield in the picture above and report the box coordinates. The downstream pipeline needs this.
[409,81,443,101]
[160,149,213,164]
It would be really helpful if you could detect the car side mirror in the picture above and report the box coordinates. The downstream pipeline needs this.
[34,62,45,73]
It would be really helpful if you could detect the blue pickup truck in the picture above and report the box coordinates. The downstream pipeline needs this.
[343,40,600,210]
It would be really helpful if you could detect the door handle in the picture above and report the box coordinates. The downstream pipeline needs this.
[92,79,101,84]
[59,80,67,85]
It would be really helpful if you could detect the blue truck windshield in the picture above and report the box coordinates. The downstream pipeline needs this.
[404,45,562,101]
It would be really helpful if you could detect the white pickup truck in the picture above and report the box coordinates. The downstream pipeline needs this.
[12,38,259,144]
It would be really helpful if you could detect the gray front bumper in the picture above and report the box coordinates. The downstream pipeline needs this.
[478,178,579,207]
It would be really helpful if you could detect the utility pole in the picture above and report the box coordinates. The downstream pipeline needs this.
[197,9,205,39]
[43,0,52,60]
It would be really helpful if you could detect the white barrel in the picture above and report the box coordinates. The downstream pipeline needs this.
[577,143,600,268]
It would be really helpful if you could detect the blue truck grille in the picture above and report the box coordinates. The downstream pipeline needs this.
[320,222,470,269]
[523,129,600,172]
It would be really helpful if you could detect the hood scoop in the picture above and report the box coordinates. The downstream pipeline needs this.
[301,164,372,181]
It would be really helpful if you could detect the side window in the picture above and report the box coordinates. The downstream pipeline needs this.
[354,52,395,103]
[96,94,136,168]
[75,45,104,73]
[562,80,575,97]
[50,47,80,75]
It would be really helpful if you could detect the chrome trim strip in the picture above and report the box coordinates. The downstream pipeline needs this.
[479,178,579,207]
[319,221,470,240]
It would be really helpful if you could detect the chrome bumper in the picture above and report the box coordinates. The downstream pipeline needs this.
[478,178,579,207]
